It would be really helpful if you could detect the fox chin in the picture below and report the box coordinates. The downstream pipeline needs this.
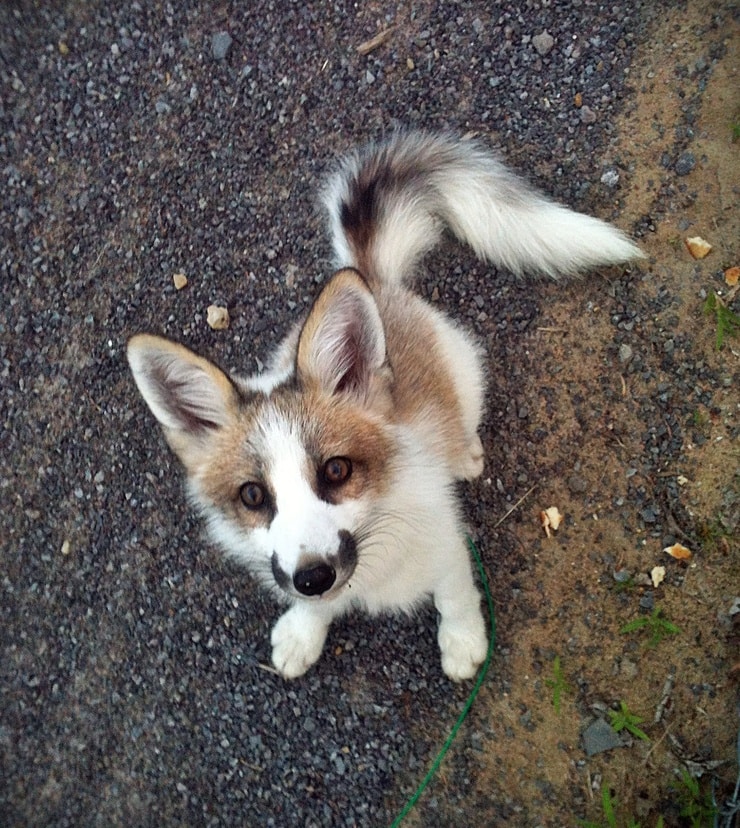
[127,130,642,680]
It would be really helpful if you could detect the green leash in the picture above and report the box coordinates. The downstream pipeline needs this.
[389,537,497,827]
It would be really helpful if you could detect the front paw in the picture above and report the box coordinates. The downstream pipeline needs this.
[458,435,484,481]
[438,613,488,682]
[270,608,329,679]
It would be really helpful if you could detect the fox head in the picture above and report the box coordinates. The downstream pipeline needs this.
[127,269,397,601]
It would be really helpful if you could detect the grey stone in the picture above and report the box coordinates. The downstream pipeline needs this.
[580,105,597,124]
[211,31,233,60]
[532,31,555,56]
[675,151,696,176]
[582,717,623,756]
[601,168,620,187]
[618,343,634,363]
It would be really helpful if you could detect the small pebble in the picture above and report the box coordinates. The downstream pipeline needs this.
[212,32,233,60]
[639,591,655,611]
[674,152,696,176]
[601,168,620,187]
[532,31,555,56]
[618,343,633,363]
[567,474,588,494]
[579,105,597,124]
[207,305,230,330]
[620,658,639,680]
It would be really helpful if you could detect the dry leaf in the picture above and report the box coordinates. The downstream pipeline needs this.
[684,236,712,259]
[206,305,230,330]
[724,266,740,287]
[664,543,692,561]
[651,565,666,588]
[540,506,563,538]
[173,272,188,290]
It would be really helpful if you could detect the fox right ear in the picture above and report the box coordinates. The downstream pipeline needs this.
[296,268,387,401]
[126,334,239,440]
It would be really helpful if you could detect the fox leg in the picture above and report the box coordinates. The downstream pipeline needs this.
[433,540,488,681]
[271,604,332,679]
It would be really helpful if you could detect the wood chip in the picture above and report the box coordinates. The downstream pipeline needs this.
[357,26,395,56]
[207,305,230,330]
[724,266,740,286]
[540,506,563,538]
[684,236,712,259]
[664,542,692,561]
[651,565,666,587]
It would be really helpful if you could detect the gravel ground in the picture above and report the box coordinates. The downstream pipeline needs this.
[2,1,738,826]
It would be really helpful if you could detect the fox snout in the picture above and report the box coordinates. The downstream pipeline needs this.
[271,530,358,598]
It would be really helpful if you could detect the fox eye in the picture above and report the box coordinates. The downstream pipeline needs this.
[240,482,266,509]
[322,457,352,485]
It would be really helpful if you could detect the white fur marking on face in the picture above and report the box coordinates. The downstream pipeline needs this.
[259,412,358,577]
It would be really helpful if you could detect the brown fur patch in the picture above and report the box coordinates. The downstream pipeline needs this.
[292,389,396,503]
[377,287,474,469]
[194,401,275,530]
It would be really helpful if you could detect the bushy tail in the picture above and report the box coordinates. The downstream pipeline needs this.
[322,131,643,284]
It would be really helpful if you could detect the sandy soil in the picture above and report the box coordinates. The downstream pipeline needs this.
[438,7,739,825]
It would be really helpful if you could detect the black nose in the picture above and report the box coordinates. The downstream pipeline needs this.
[293,563,336,596]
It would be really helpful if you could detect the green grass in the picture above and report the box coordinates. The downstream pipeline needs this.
[696,514,735,554]
[544,655,570,714]
[621,607,680,648]
[672,769,717,828]
[576,782,666,828]
[703,291,740,349]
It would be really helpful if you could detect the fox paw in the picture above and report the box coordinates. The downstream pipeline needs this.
[438,613,488,682]
[270,608,328,679]
[457,435,484,481]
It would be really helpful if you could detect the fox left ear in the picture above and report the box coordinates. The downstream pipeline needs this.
[297,268,387,400]
[126,334,240,469]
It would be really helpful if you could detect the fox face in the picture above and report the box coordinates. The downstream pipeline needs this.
[128,269,396,604]
[194,389,397,602]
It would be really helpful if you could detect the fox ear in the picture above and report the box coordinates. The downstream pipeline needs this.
[296,269,387,399]
[127,334,239,457]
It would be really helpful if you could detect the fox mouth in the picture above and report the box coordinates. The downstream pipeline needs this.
[271,530,358,600]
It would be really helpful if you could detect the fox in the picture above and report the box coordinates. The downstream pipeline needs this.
[127,131,642,681]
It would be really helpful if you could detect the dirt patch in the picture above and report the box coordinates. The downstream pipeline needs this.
[419,5,739,826]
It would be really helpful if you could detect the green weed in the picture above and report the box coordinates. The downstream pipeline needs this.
[621,606,680,648]
[672,768,717,828]
[608,700,650,742]
[576,782,666,828]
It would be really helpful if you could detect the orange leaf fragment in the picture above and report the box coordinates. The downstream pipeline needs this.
[684,236,712,259]
[664,543,692,561]
[724,266,740,287]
